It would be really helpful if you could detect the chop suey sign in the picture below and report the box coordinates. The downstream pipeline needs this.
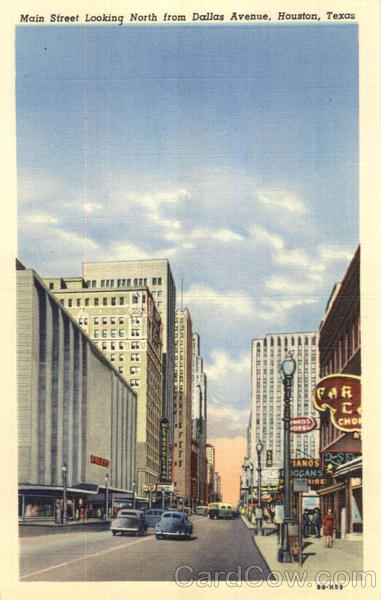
[313,374,361,432]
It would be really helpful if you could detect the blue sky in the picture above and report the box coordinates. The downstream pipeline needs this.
[16,24,358,439]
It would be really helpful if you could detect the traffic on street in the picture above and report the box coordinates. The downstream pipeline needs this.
[20,514,272,582]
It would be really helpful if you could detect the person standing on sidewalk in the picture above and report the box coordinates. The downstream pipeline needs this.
[311,507,322,538]
[323,506,336,547]
[303,509,312,538]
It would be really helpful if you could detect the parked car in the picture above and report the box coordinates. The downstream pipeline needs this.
[155,511,193,539]
[110,509,147,536]
[144,508,166,527]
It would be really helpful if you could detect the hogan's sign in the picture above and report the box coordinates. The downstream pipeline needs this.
[313,374,361,432]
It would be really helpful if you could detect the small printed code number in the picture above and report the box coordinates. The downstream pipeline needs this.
[317,584,343,590]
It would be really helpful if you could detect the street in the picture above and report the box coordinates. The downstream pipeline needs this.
[20,516,271,582]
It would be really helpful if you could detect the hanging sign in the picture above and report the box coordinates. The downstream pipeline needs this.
[290,416,318,434]
[313,374,361,432]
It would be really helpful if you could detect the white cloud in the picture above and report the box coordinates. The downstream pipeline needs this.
[55,229,99,251]
[318,245,355,262]
[184,283,255,318]
[257,190,307,214]
[27,214,59,224]
[206,349,251,382]
[137,188,190,209]
[110,242,177,261]
[249,225,285,249]
[259,296,318,321]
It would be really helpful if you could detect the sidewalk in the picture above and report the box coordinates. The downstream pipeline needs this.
[241,517,363,581]
[19,518,110,535]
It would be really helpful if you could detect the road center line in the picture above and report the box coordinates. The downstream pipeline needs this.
[20,534,154,580]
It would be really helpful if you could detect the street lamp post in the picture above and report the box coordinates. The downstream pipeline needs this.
[61,463,67,525]
[256,439,264,535]
[278,352,296,563]
[105,473,109,520]
[249,462,254,523]
[132,481,136,509]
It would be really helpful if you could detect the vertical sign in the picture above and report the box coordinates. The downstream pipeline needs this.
[266,450,273,467]
[160,417,169,482]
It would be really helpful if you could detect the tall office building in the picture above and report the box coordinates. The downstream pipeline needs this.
[205,443,215,502]
[82,260,176,482]
[192,333,207,504]
[45,276,162,496]
[173,309,193,504]
[18,263,137,519]
[251,332,319,485]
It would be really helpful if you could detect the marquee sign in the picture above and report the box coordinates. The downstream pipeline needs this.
[90,454,110,468]
[290,416,318,434]
[313,374,361,432]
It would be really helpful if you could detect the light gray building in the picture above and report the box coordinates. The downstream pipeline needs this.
[250,332,319,487]
[17,262,137,521]
[192,333,207,503]
[82,259,176,482]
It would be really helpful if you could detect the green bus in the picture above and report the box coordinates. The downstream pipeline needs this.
[208,502,233,519]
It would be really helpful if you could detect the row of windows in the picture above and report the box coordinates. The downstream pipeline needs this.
[257,336,316,350]
[86,277,162,288]
[93,341,141,351]
[61,294,146,308]
[94,329,126,338]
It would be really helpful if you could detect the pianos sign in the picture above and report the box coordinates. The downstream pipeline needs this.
[313,374,361,432]
[290,416,317,434]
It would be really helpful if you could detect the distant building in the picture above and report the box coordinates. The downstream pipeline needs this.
[17,262,137,520]
[316,246,362,537]
[192,333,207,504]
[251,331,319,487]
[81,259,176,481]
[45,275,162,496]
[214,472,222,502]
[205,444,215,502]
[173,309,193,505]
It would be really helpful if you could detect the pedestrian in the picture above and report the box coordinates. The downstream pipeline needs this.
[80,507,84,522]
[302,509,312,538]
[311,507,322,538]
[323,506,336,548]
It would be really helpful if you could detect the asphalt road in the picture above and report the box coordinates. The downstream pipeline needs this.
[20,517,272,582]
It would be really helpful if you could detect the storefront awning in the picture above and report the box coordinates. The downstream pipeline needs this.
[316,481,346,496]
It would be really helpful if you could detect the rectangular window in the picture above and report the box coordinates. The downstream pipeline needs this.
[158,277,162,285]
[102,317,107,324]
[134,278,138,286]
[131,353,140,361]
[119,342,124,350]
[152,278,157,285]
[119,354,124,361]
[92,280,96,288]
[119,316,124,324]
[119,297,124,305]
[103,298,107,306]
[101,280,105,288]
[132,329,139,337]
[111,297,116,305]
[111,342,115,350]
[127,279,131,287]
[60,299,64,306]
[94,298,99,306]
[85,298,89,306]
[94,317,99,324]
[94,330,99,338]
[119,329,125,337]
[68,299,72,307]
[117,279,121,287]
[102,342,107,350]
[111,330,116,338]
[110,280,114,288]
[111,316,116,324]
[102,329,107,338]
[132,341,139,349]
[119,367,124,374]
[111,354,115,362]
[77,299,81,306]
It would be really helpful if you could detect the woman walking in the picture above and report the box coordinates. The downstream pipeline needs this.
[323,506,336,547]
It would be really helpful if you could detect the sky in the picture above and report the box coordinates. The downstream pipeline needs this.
[16,24,358,503]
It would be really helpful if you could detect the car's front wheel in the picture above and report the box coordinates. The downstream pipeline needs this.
[112,531,116,536]
[155,534,161,539]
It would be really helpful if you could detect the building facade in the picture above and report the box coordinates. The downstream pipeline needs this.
[192,333,207,504]
[45,276,162,496]
[17,263,137,519]
[251,331,319,487]
[81,260,176,482]
[205,443,216,503]
[316,246,362,538]
[173,309,193,504]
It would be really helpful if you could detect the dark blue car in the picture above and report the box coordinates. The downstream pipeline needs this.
[155,511,193,540]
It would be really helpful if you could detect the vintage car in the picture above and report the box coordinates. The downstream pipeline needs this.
[155,511,193,539]
[194,505,208,516]
[144,508,166,527]
[110,509,147,536]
